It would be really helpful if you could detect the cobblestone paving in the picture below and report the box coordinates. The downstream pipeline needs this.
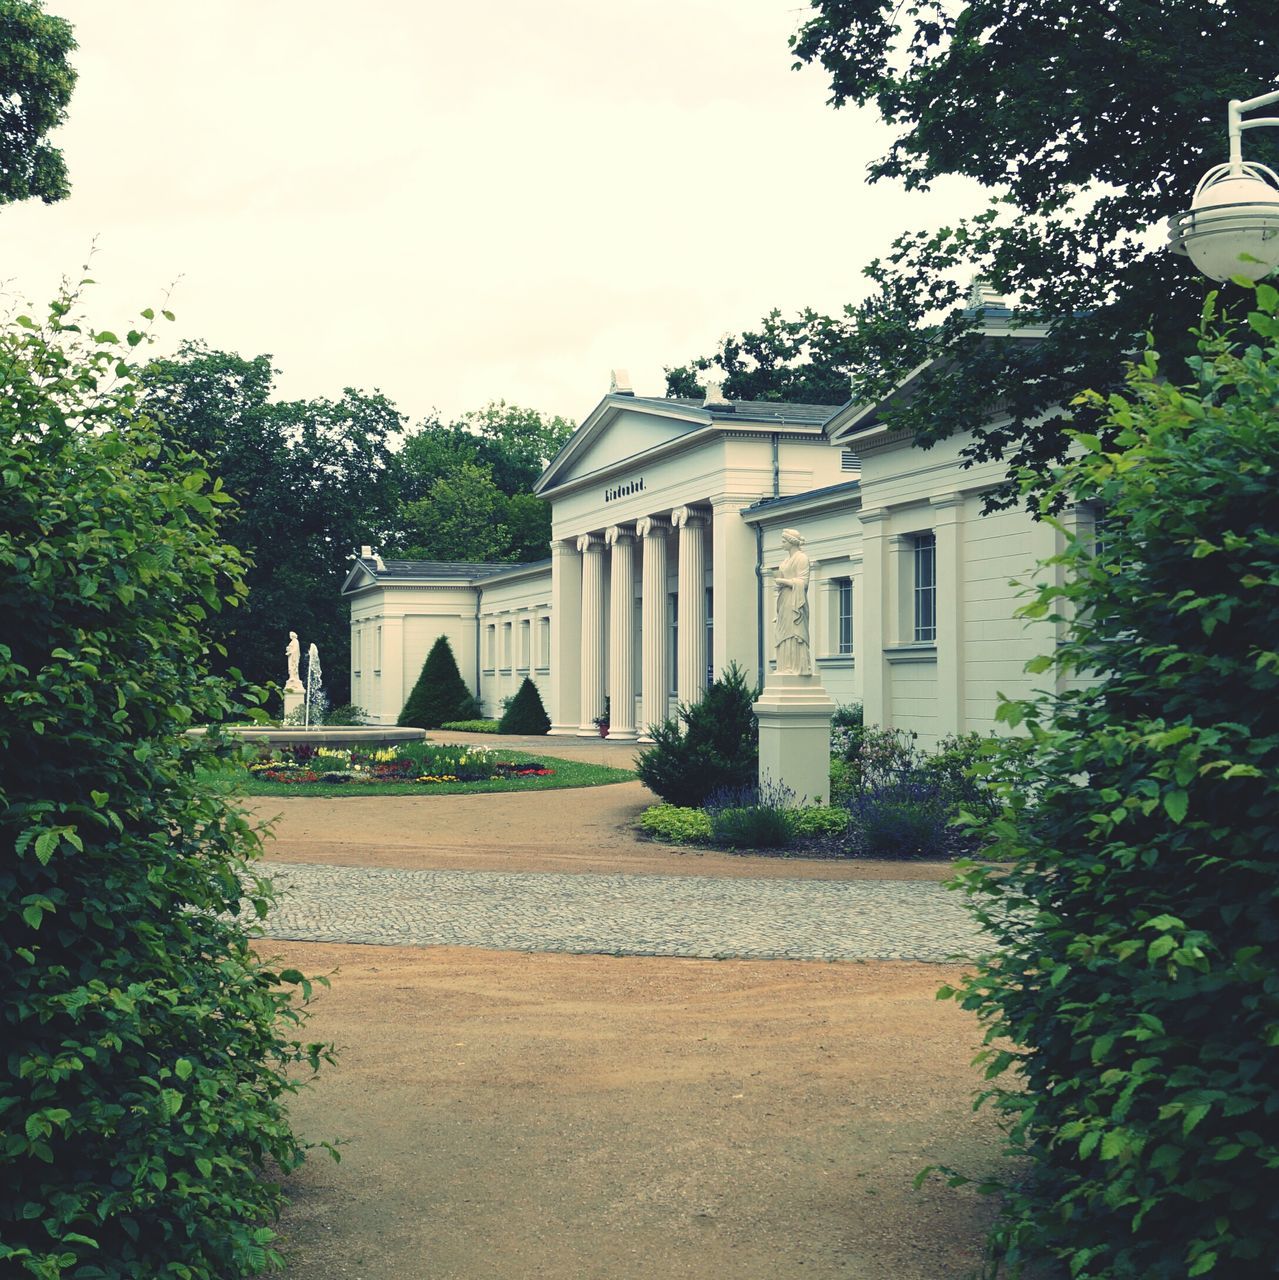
[260,863,985,962]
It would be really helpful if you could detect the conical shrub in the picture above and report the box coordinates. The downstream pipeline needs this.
[397,635,476,728]
[498,676,550,735]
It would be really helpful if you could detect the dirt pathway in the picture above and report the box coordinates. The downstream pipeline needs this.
[252,739,1028,1278]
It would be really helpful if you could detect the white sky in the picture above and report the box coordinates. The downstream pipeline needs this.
[2,0,985,428]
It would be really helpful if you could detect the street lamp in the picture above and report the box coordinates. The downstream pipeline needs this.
[1168,87,1279,282]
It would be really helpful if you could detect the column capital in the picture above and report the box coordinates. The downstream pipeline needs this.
[635,515,668,539]
[604,524,635,547]
[671,505,709,530]
[928,491,965,514]
[576,532,604,554]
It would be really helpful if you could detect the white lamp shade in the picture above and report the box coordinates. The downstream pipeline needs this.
[1181,173,1279,282]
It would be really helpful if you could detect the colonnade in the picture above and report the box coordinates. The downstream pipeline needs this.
[554,505,710,739]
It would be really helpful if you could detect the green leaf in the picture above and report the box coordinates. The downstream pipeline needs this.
[34,830,59,864]
[1163,789,1189,823]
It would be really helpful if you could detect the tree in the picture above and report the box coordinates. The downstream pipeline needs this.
[665,296,924,407]
[498,677,550,735]
[397,635,476,728]
[144,343,404,704]
[785,0,1279,505]
[0,295,328,1277]
[636,665,760,808]
[943,292,1279,1276]
[0,0,77,205]
[393,401,570,564]
[399,461,510,563]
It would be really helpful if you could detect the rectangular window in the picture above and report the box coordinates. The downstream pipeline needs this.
[837,578,853,655]
[520,618,531,670]
[353,629,362,675]
[486,624,496,671]
[667,593,678,694]
[376,625,383,673]
[912,533,937,643]
[502,621,512,670]
[538,616,550,669]
[705,586,714,686]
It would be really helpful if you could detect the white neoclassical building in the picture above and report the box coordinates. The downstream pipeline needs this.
[344,336,1086,746]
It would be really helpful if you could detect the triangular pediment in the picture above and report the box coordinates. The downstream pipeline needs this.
[340,559,381,595]
[535,396,710,494]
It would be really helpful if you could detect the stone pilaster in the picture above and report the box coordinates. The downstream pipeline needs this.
[671,505,708,706]
[605,524,637,740]
[858,508,889,728]
[930,492,965,735]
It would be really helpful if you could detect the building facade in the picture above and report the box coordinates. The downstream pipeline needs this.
[343,374,1075,746]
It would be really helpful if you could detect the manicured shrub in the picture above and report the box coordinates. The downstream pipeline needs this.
[498,676,551,734]
[323,701,368,726]
[439,719,500,733]
[705,781,798,849]
[638,805,713,844]
[943,294,1279,1278]
[849,776,952,858]
[789,805,849,837]
[0,297,328,1278]
[636,663,759,807]
[397,635,477,728]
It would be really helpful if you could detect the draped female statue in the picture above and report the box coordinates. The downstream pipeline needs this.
[771,529,812,676]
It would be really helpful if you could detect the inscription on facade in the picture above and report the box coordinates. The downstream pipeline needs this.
[604,477,646,503]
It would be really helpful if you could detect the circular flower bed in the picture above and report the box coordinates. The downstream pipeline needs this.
[246,743,555,787]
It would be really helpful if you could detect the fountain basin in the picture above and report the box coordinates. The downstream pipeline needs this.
[187,726,427,749]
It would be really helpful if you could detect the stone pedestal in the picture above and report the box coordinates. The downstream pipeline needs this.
[283,687,304,723]
[753,674,835,807]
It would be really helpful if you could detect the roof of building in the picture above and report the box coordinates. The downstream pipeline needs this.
[350,557,550,583]
[639,396,839,425]
[740,479,862,518]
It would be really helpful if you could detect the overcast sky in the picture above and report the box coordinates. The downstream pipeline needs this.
[2,0,985,428]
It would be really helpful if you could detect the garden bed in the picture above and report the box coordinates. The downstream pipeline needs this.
[214,742,632,797]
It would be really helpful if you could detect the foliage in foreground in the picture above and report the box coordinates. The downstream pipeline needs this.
[0,298,329,1277]
[397,635,477,729]
[943,294,1279,1278]
[636,664,759,807]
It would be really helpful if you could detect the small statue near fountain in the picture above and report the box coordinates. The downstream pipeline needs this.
[282,630,306,722]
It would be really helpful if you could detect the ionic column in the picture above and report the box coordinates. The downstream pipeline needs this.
[605,525,637,740]
[549,537,583,735]
[672,505,708,705]
[577,533,607,735]
[636,517,669,738]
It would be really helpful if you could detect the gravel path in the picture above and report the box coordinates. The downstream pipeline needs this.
[260,862,984,962]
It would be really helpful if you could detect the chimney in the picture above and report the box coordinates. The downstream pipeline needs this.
[609,368,635,396]
[360,545,373,559]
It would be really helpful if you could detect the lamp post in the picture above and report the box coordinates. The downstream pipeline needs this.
[1168,87,1279,281]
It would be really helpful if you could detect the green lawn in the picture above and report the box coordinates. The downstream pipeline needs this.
[204,749,635,798]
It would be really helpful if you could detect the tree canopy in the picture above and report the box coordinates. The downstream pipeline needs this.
[393,401,572,565]
[143,344,404,704]
[0,0,77,205]
[678,1,1279,504]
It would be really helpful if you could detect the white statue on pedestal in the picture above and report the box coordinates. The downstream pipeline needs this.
[285,631,303,692]
[770,529,812,676]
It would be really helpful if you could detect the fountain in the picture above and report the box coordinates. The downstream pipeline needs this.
[303,642,324,729]
[188,628,426,749]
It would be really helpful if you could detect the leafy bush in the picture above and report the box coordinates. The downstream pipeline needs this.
[790,805,849,837]
[705,783,797,849]
[943,295,1279,1278]
[829,757,853,806]
[849,776,953,858]
[0,298,328,1278]
[397,635,476,728]
[498,676,550,734]
[636,663,759,807]
[638,805,713,844]
[439,719,500,733]
[322,701,368,726]
[832,701,864,730]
